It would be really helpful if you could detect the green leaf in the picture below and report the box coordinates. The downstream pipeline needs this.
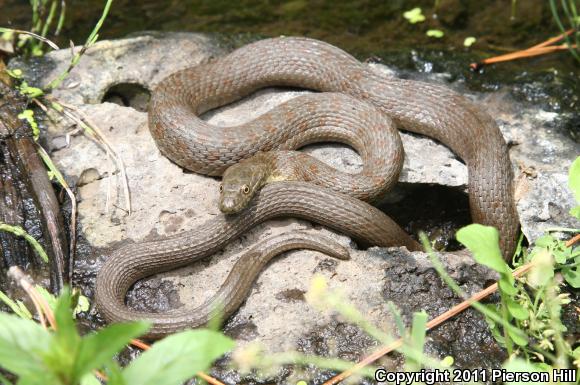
[18,83,44,98]
[122,330,234,385]
[463,37,477,47]
[562,266,580,288]
[0,223,48,262]
[34,286,57,312]
[506,326,528,347]
[54,288,80,351]
[534,234,555,248]
[43,288,80,381]
[405,310,428,372]
[456,224,508,274]
[440,356,454,367]
[0,312,52,377]
[570,205,580,219]
[17,109,40,140]
[387,302,406,337]
[104,361,126,385]
[503,358,546,384]
[74,321,150,380]
[403,7,426,24]
[426,29,445,38]
[5,68,22,79]
[506,298,528,320]
[80,374,102,385]
[74,294,90,316]
[498,276,517,295]
[569,156,580,204]
[0,290,32,319]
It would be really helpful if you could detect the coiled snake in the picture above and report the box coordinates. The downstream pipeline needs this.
[95,37,519,338]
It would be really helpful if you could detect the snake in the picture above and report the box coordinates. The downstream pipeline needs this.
[96,182,420,338]
[95,36,519,338]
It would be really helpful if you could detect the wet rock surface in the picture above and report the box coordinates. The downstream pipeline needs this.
[9,32,579,384]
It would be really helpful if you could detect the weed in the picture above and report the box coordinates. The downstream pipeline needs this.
[549,0,580,62]
[0,288,233,385]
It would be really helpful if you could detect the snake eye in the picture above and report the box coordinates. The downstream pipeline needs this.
[219,184,223,193]
[242,184,250,194]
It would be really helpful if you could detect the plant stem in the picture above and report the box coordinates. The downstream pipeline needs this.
[46,0,113,90]
[550,0,580,61]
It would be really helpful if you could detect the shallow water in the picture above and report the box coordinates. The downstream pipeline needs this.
[2,0,579,118]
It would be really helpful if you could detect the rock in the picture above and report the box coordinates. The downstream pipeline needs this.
[10,32,578,383]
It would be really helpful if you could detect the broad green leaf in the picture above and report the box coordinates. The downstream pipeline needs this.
[13,372,60,385]
[0,313,52,376]
[506,326,528,347]
[80,374,102,385]
[534,234,555,248]
[569,156,580,203]
[562,266,580,288]
[553,248,568,264]
[506,298,528,320]
[122,330,234,385]
[43,288,80,381]
[456,224,508,274]
[104,361,126,385]
[498,276,517,295]
[73,321,150,380]
[53,288,80,351]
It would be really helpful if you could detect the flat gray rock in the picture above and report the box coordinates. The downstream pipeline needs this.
[11,32,578,383]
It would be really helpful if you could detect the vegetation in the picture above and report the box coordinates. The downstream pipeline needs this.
[549,0,580,62]
[1,157,577,384]
[0,1,578,384]
[0,287,233,385]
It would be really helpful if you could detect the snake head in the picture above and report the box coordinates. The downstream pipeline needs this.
[219,159,268,214]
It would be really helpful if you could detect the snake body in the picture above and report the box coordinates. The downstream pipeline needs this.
[95,37,519,337]
[95,182,420,338]
[148,36,518,255]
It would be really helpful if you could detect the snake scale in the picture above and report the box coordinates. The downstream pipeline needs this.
[95,37,519,338]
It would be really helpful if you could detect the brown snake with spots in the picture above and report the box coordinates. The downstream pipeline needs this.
[95,37,519,338]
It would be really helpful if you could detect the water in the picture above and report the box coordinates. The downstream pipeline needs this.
[2,0,578,118]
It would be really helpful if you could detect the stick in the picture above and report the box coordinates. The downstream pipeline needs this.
[322,262,535,385]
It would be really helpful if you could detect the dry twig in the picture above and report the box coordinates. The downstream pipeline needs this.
[7,266,56,329]
[470,29,576,69]
[322,262,535,385]
[45,97,132,214]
